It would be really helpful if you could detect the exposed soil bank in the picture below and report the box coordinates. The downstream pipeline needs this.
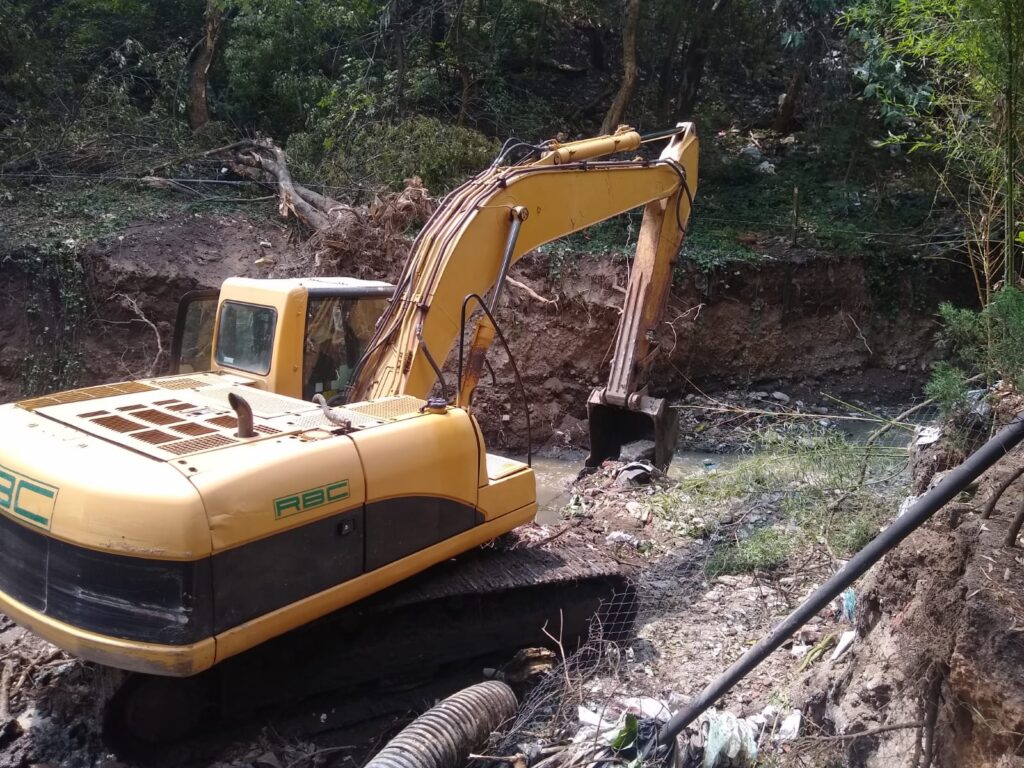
[479,245,972,450]
[790,415,1024,767]
[1,213,973,445]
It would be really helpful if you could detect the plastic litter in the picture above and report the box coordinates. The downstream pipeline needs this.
[615,461,656,486]
[606,531,641,547]
[915,426,941,446]
[619,696,671,722]
[841,588,856,622]
[776,709,802,742]
[698,709,758,768]
[898,495,918,518]
[789,642,810,659]
[966,389,992,417]
[830,629,856,661]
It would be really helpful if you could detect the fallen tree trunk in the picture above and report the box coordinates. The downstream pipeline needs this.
[146,137,435,275]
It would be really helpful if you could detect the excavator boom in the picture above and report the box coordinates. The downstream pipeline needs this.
[349,125,699,434]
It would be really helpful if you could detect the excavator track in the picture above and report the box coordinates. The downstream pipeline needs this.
[102,534,637,750]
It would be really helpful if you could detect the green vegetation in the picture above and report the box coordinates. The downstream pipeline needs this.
[649,429,906,576]
[710,527,793,575]
[925,286,1024,416]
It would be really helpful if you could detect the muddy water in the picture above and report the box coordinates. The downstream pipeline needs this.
[529,450,747,524]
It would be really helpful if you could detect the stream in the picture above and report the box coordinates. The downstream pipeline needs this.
[528,405,931,525]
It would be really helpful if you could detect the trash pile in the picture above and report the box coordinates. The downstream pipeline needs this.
[503,694,807,768]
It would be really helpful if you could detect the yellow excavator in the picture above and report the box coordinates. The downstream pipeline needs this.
[0,124,697,736]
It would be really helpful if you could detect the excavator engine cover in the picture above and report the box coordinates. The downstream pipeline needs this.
[585,388,679,472]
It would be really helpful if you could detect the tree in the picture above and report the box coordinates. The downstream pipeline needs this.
[850,0,1024,286]
[601,0,642,134]
[188,0,225,131]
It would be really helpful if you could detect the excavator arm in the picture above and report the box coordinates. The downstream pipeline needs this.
[350,124,698,465]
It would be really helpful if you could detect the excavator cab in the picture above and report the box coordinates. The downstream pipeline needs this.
[169,277,393,401]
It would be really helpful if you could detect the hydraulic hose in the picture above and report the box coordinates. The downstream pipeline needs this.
[364,681,518,768]
[646,412,1024,759]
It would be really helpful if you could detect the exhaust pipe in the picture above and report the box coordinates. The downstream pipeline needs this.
[228,392,256,439]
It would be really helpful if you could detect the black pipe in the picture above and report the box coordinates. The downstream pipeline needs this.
[647,412,1024,757]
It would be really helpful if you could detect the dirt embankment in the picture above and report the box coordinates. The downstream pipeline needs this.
[1,213,972,443]
[790,433,1024,767]
[477,246,973,451]
[0,215,286,402]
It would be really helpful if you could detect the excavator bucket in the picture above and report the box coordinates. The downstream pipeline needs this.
[585,389,679,472]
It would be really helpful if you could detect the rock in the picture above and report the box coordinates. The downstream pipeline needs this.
[739,143,763,161]
[756,160,776,175]
[620,439,656,462]
[543,376,564,395]
[771,391,790,403]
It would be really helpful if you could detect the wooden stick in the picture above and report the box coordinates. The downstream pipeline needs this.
[797,721,923,742]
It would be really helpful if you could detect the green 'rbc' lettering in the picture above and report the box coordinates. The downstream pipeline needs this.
[274,478,350,519]
[0,470,13,511]
[302,489,325,508]
[0,465,58,528]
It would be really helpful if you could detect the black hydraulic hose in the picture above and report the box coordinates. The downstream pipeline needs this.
[458,293,533,466]
[646,412,1024,759]
[639,126,688,144]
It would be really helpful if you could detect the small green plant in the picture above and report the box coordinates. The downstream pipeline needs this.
[924,361,969,417]
[710,527,793,575]
[927,286,1024,411]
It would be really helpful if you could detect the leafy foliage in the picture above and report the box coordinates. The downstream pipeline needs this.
[847,0,1024,284]
[290,115,498,193]
[928,287,1024,398]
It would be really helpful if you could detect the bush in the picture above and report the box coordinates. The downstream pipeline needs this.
[290,115,500,194]
[924,361,969,417]
[927,287,1024,412]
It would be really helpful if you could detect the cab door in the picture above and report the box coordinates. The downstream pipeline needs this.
[169,289,220,375]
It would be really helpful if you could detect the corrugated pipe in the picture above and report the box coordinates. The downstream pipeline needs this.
[365,681,518,768]
[645,412,1024,759]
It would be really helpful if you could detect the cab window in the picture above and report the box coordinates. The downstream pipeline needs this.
[215,301,277,375]
[170,290,218,374]
[303,296,388,400]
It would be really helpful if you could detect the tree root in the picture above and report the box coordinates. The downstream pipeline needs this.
[981,464,1024,520]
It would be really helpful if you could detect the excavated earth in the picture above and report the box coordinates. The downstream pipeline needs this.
[787,414,1024,768]
[0,211,974,443]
